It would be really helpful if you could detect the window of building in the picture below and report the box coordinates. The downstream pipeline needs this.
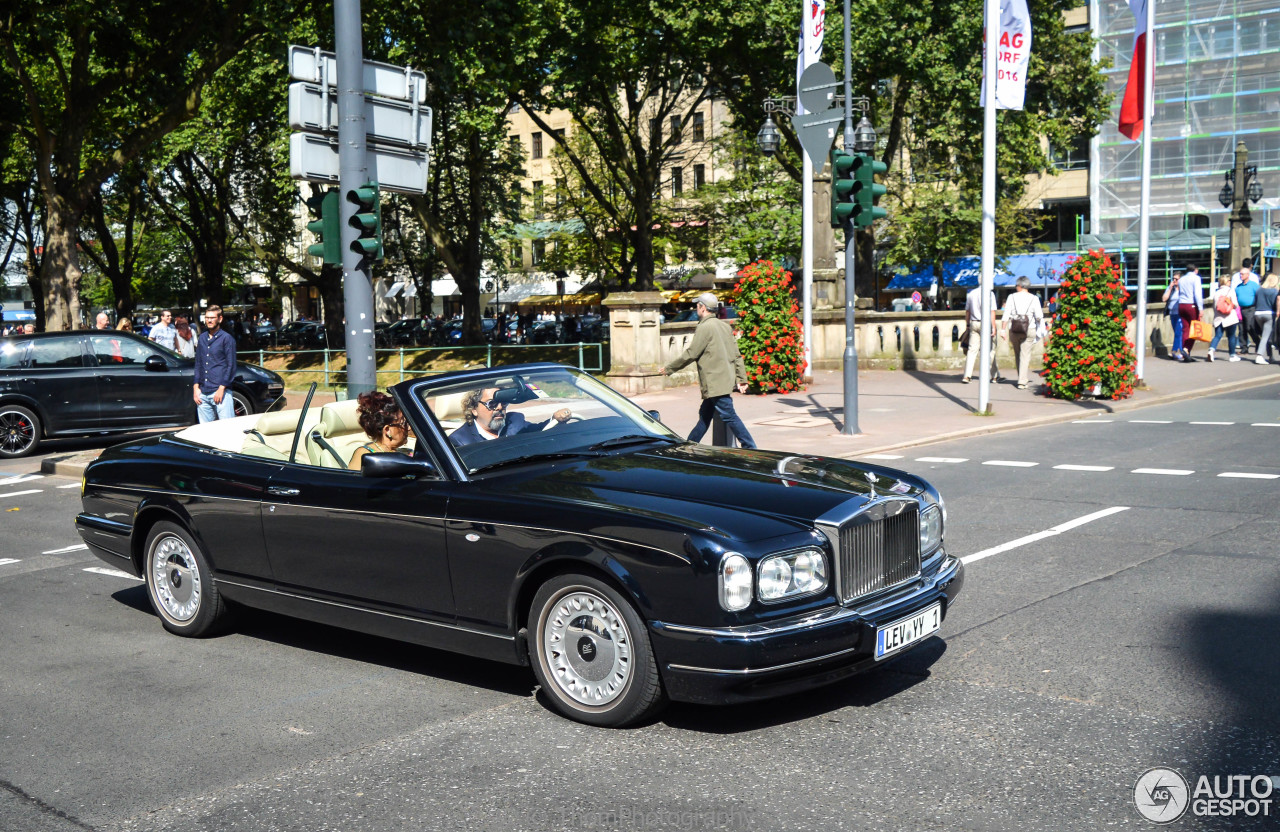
[532,181,545,218]
[692,112,705,143]
[509,242,523,269]
[693,164,705,189]
[532,240,546,266]
[555,178,566,209]
[670,116,683,144]
[672,166,683,196]
[531,131,543,159]
[649,118,661,148]
[1031,199,1089,249]
[508,135,521,157]
[1050,135,1091,171]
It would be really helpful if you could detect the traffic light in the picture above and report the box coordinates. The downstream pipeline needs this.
[829,148,857,229]
[305,189,340,265]
[346,181,383,261]
[851,154,888,228]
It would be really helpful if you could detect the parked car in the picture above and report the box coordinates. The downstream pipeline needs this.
[251,323,279,348]
[278,321,330,349]
[527,320,566,344]
[0,331,284,458]
[383,318,431,347]
[76,362,961,726]
[442,318,501,346]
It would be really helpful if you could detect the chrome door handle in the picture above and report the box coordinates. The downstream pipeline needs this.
[266,486,300,496]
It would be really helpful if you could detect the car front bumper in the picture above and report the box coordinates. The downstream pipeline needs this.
[649,554,964,705]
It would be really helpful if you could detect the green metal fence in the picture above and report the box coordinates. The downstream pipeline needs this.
[238,342,606,389]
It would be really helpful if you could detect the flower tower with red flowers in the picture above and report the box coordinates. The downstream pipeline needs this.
[731,260,806,394]
[1042,249,1137,400]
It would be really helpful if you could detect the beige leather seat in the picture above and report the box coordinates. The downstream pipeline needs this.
[305,399,367,468]
[240,410,300,460]
[429,391,469,432]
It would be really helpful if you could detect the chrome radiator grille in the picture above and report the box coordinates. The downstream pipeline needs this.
[837,502,921,602]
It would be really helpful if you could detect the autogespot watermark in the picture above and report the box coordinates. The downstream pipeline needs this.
[1135,767,1279,824]
[524,805,757,830]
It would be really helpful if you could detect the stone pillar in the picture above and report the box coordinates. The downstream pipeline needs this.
[603,291,666,395]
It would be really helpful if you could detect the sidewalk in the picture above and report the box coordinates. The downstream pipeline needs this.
[39,354,1280,477]
[628,354,1280,459]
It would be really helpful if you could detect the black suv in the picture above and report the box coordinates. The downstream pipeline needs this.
[0,331,285,458]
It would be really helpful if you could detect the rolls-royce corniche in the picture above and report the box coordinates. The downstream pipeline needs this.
[76,363,963,726]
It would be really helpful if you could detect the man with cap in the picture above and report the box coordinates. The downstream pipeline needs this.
[659,293,755,449]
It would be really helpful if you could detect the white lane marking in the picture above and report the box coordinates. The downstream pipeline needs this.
[1072,419,1113,423]
[0,474,44,485]
[916,457,968,463]
[961,506,1130,566]
[1129,419,1172,424]
[57,483,81,489]
[982,460,1038,467]
[43,543,89,555]
[1053,464,1115,472]
[83,566,142,581]
[0,558,20,567]
[0,489,43,499]
[1218,472,1280,479]
[1251,423,1280,427]
[863,453,904,460]
[1189,421,1234,425]
[1132,468,1194,476]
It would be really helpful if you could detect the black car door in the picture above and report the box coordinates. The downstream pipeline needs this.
[21,335,99,432]
[88,334,191,428]
[260,457,456,622]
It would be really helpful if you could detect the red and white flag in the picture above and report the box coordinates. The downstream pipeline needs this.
[795,0,826,115]
[1118,0,1148,140]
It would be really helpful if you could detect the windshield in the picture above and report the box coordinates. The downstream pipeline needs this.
[418,367,681,474]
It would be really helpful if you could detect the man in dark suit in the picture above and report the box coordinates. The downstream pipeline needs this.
[450,387,572,446]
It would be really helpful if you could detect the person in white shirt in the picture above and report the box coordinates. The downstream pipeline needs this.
[148,309,177,350]
[1175,265,1204,361]
[999,277,1044,389]
[962,285,999,384]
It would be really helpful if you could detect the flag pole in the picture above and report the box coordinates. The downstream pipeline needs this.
[978,0,998,415]
[1134,0,1153,382]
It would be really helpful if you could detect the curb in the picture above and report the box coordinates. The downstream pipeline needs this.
[835,372,1280,459]
[40,451,100,480]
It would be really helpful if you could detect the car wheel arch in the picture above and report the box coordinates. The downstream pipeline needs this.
[0,395,49,434]
[513,555,641,640]
[131,501,198,575]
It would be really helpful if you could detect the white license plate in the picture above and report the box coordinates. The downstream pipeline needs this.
[874,603,942,660]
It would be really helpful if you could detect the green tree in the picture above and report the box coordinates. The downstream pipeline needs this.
[0,0,295,330]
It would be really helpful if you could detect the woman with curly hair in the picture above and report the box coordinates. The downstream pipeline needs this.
[348,391,414,470]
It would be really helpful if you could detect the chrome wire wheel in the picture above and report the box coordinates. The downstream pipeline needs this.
[540,587,634,708]
[149,532,202,624]
[0,406,38,457]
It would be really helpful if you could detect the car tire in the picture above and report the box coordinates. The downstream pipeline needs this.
[0,403,41,459]
[231,390,253,418]
[144,521,227,637]
[529,574,666,727]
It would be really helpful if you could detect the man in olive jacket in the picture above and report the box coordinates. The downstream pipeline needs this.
[660,293,756,448]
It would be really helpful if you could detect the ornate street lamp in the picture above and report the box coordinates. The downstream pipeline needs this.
[755,115,781,157]
[852,117,877,154]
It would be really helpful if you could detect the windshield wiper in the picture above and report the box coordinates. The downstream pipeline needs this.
[588,434,682,452]
[469,452,598,475]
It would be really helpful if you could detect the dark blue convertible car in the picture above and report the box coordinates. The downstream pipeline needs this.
[76,363,963,726]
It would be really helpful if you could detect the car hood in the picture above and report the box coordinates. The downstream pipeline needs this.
[492,443,928,544]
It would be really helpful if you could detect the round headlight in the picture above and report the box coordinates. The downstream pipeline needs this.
[758,557,793,600]
[719,553,753,611]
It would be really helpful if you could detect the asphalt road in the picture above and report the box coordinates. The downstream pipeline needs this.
[2,385,1278,831]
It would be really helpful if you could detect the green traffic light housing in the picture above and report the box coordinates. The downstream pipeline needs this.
[305,189,341,265]
[851,153,888,228]
[830,148,858,228]
[346,181,383,261]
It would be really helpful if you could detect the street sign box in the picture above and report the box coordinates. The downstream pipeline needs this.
[289,134,429,194]
[288,82,432,150]
[287,45,427,104]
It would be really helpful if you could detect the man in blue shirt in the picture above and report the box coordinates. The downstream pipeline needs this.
[1232,258,1259,354]
[193,305,237,422]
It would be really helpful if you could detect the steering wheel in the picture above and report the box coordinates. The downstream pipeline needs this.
[542,411,583,430]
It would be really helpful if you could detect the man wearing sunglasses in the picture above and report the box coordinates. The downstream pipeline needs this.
[450,386,572,446]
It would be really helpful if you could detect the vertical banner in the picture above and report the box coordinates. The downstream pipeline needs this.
[795,0,827,114]
[980,0,1032,111]
[1118,0,1148,139]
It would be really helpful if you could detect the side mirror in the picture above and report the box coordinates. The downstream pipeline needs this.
[144,355,168,372]
[361,452,437,479]
[647,410,661,422]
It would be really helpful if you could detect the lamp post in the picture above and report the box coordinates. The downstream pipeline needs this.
[1219,140,1264,275]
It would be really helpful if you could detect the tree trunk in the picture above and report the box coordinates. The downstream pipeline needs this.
[632,198,655,291]
[316,264,344,348]
[40,199,83,330]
